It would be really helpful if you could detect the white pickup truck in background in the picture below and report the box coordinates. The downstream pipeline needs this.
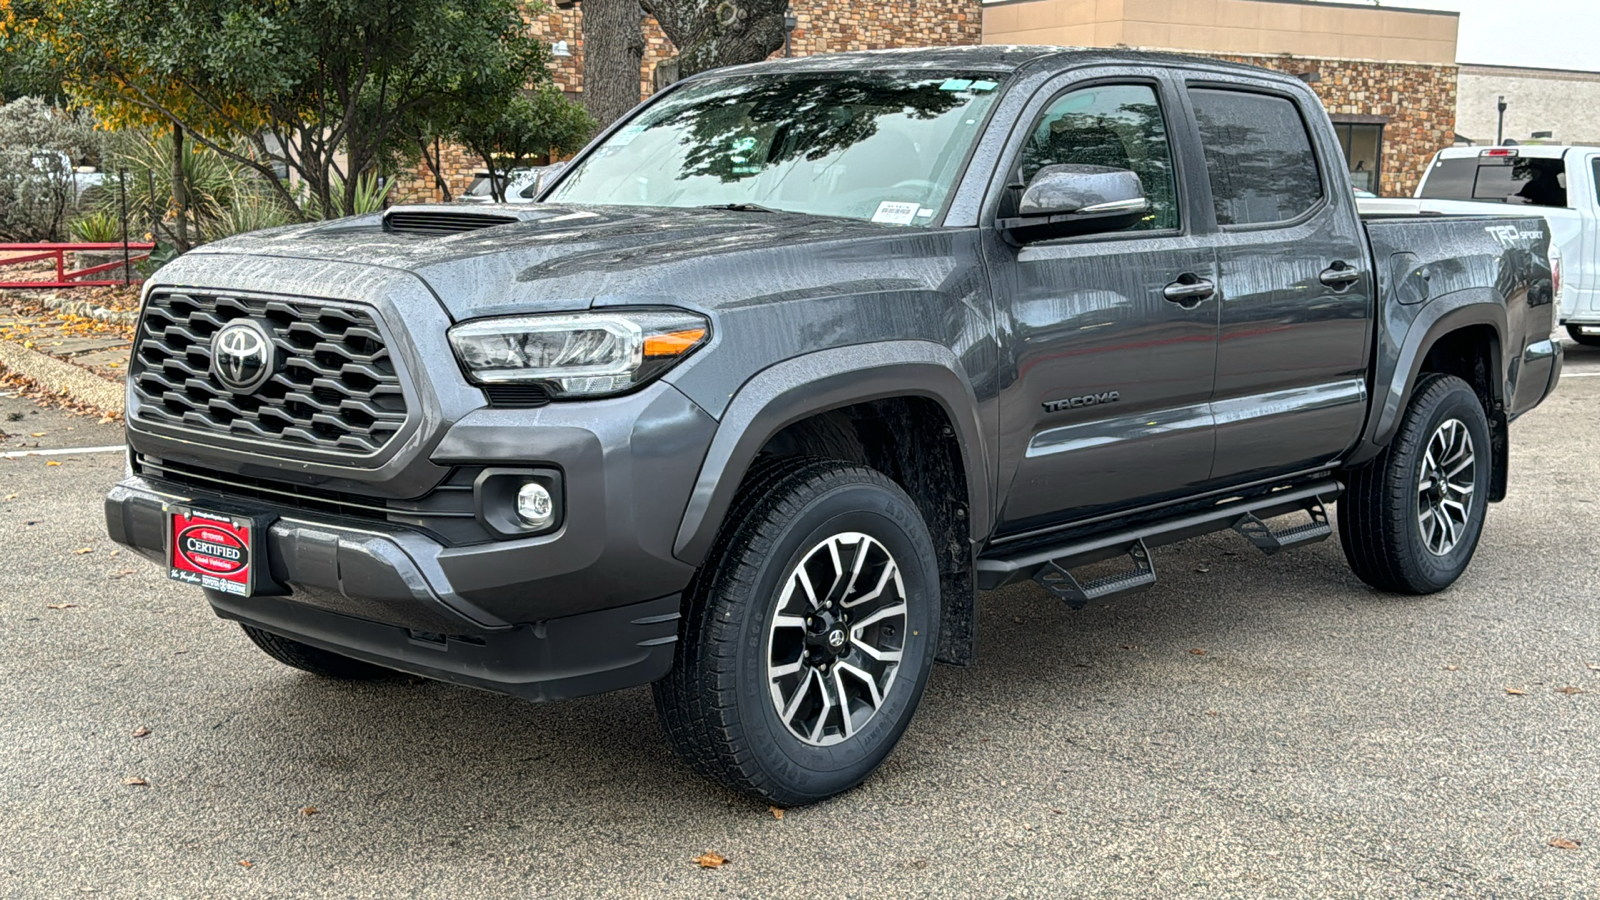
[1358,145,1599,344]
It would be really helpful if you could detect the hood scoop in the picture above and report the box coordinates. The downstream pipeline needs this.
[382,206,525,236]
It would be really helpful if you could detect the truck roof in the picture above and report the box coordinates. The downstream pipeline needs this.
[700,45,1310,87]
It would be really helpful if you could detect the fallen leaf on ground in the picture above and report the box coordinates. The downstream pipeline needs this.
[3,494,15,500]
[108,549,119,557]
[1555,686,1585,695]
[72,547,93,554]
[1549,838,1581,850]
[1195,565,1210,573]
[1587,663,1600,672]
[300,806,319,816]
[29,432,44,437]
[45,461,59,466]
[122,777,147,786]
[768,806,784,820]
[238,860,253,869]
[131,726,150,738]
[46,603,77,609]
[1444,665,1460,671]
[1505,688,1527,695]
[692,852,728,869]
[1190,649,1207,656]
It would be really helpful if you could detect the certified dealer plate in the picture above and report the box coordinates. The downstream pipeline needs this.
[165,506,260,596]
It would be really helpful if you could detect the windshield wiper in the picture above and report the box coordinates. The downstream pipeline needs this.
[698,203,785,213]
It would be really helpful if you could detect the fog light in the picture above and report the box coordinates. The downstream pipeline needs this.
[516,483,554,528]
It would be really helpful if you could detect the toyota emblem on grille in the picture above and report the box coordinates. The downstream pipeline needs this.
[211,320,275,394]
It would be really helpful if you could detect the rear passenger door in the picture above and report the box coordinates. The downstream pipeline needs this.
[1180,79,1374,484]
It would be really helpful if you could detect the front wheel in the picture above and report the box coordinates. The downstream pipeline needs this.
[653,458,940,805]
[1338,373,1491,594]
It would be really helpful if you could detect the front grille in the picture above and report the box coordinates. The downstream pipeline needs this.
[130,292,409,456]
[135,455,492,546]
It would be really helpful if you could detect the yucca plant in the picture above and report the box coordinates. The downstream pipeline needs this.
[99,129,251,239]
[205,188,297,242]
[69,208,123,243]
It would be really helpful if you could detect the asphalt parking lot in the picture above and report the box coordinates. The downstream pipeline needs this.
[2,344,1598,899]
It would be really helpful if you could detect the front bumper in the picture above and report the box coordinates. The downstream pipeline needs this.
[211,590,681,703]
[108,378,717,701]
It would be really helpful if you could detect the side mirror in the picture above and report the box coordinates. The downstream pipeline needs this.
[1000,164,1150,241]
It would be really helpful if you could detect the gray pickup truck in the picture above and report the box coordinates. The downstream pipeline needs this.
[105,47,1561,804]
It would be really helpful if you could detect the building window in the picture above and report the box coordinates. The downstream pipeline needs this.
[1332,122,1384,194]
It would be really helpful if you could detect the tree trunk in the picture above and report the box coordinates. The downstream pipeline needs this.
[581,0,647,129]
[644,0,788,83]
[171,123,190,252]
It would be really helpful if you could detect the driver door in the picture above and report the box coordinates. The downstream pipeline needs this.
[985,70,1221,536]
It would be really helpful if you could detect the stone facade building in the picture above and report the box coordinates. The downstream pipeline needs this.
[981,0,1461,197]
[395,0,1458,201]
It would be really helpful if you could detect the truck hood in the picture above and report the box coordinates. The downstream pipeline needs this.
[188,203,893,320]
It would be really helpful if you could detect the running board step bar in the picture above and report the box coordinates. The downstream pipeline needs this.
[1231,498,1331,555]
[976,479,1343,597]
[1036,539,1156,609]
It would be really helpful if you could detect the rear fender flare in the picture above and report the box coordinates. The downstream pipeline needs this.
[672,342,992,566]
[1351,288,1506,466]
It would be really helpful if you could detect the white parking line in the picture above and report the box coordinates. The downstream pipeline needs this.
[0,444,126,460]
[1560,372,1600,378]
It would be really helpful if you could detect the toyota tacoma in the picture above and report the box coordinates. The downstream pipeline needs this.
[106,48,1562,804]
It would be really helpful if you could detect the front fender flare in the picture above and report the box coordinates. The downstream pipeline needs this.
[672,342,993,565]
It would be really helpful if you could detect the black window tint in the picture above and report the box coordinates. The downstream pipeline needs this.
[1593,157,1600,205]
[1189,89,1323,226]
[1017,84,1179,231]
[1418,157,1480,200]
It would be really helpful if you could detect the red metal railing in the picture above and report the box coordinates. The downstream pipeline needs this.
[0,242,156,289]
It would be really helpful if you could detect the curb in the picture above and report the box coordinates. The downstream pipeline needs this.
[0,339,125,414]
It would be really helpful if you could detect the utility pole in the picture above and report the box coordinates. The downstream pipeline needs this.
[1496,95,1507,145]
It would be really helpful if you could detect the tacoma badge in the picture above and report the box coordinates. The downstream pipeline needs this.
[1043,391,1120,413]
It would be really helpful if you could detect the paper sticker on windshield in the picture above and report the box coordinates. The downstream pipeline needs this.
[872,201,920,226]
[611,125,647,146]
[971,80,998,92]
[939,79,974,92]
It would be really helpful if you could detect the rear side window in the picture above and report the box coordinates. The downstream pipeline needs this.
[1420,156,1568,207]
[1188,88,1324,226]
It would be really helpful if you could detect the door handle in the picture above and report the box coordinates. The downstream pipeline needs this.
[1319,262,1363,289]
[1163,276,1216,305]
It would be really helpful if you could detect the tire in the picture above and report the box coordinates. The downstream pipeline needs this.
[653,457,941,805]
[1566,324,1600,347]
[239,624,391,680]
[1338,373,1492,594]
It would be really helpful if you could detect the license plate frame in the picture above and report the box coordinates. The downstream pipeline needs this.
[164,504,272,597]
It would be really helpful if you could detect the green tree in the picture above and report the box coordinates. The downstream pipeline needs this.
[455,85,596,201]
[3,0,558,220]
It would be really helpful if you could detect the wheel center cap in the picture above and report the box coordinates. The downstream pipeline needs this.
[827,629,846,649]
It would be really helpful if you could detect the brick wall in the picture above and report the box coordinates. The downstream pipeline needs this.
[1202,53,1457,198]
[393,0,984,203]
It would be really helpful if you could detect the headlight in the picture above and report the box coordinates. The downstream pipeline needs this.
[448,309,710,398]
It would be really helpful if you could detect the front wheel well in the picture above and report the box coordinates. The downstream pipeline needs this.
[755,397,976,665]
[1416,324,1507,501]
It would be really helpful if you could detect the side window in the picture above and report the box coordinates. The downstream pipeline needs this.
[1016,84,1179,232]
[1189,88,1323,226]
[1592,157,1600,206]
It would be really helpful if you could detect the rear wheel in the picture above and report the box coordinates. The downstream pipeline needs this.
[653,458,940,805]
[1338,373,1491,594]
[240,624,391,680]
[1566,324,1600,347]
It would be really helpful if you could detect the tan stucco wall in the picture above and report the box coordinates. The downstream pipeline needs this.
[1456,64,1600,146]
[982,0,1457,65]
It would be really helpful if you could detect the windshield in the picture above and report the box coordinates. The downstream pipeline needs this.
[547,71,1006,225]
[1419,155,1569,208]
